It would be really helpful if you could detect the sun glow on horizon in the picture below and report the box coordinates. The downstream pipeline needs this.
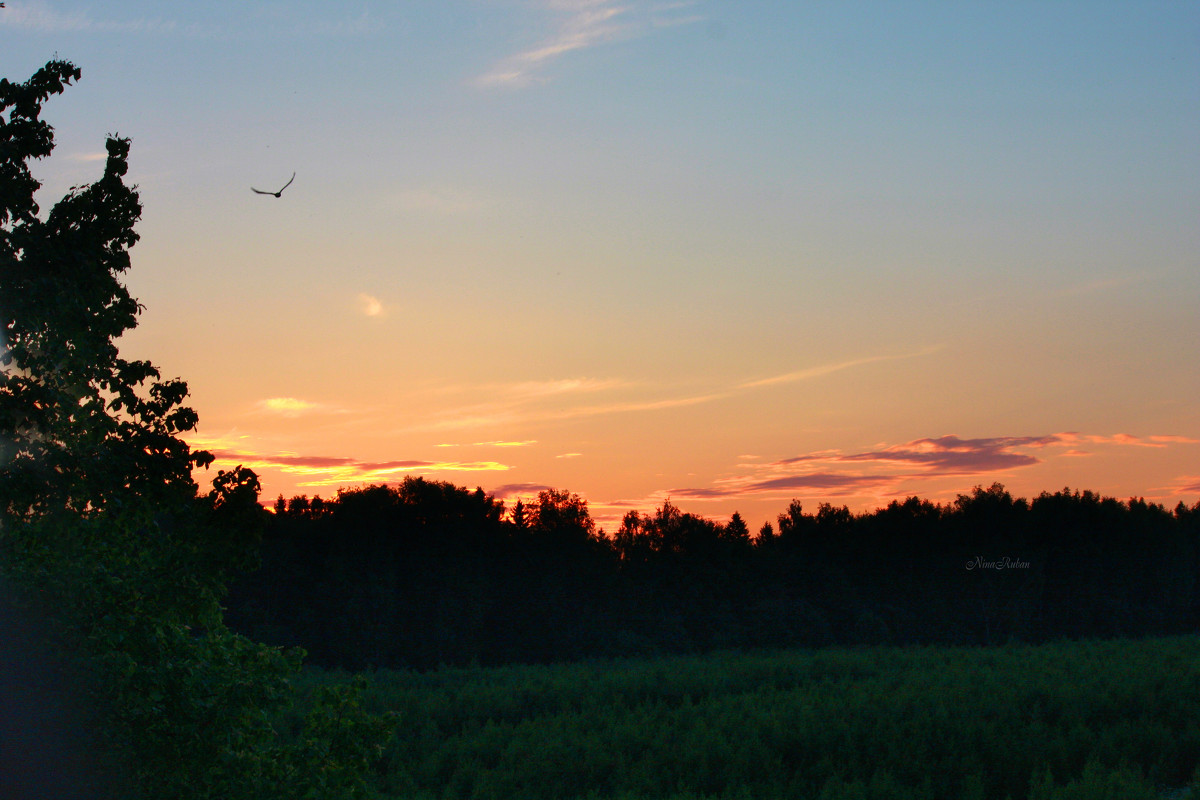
[20,1,1192,530]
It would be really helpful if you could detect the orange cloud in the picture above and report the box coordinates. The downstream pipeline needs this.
[436,440,538,448]
[358,293,384,317]
[1053,432,1199,448]
[1172,476,1200,495]
[204,447,511,489]
[256,397,322,416]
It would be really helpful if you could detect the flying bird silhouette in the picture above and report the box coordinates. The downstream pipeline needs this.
[251,172,295,198]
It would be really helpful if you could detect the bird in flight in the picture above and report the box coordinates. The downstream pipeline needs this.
[251,172,295,198]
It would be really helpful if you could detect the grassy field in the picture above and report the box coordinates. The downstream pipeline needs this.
[293,636,1200,800]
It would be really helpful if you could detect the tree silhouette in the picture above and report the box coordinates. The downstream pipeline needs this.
[1,60,388,800]
[228,479,1200,668]
[1,64,212,521]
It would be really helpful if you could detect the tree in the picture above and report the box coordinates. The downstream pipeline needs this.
[0,58,243,648]
[724,511,751,545]
[526,488,597,544]
[1,60,389,799]
[1,65,209,522]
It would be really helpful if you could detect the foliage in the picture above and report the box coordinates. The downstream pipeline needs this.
[319,636,1200,800]
[0,65,209,521]
[285,674,397,800]
[0,60,388,798]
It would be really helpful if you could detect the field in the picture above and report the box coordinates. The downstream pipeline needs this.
[291,635,1200,800]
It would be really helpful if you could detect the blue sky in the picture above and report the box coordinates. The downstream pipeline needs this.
[4,1,1198,529]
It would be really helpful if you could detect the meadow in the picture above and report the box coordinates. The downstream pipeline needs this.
[292,635,1200,800]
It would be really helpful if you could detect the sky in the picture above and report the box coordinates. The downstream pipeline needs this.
[3,1,1199,531]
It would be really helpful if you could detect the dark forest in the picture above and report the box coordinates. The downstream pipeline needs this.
[225,479,1200,671]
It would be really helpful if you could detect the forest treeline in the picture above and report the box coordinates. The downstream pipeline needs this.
[224,479,1200,670]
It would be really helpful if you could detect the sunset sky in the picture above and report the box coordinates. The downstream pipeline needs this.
[4,1,1198,531]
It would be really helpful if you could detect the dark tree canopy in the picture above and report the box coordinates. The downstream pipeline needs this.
[1,60,212,523]
[228,481,1200,670]
[1,60,389,800]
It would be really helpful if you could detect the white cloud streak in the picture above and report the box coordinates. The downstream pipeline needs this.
[1,3,374,39]
[406,347,942,434]
[477,1,704,88]
[1,2,179,33]
[740,345,946,389]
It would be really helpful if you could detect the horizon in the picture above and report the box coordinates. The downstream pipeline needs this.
[4,1,1198,532]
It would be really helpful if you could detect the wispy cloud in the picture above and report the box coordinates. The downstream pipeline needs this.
[206,447,511,489]
[408,377,633,432]
[252,397,361,421]
[1,2,179,33]
[413,388,727,433]
[676,473,892,499]
[256,397,325,417]
[1169,476,1200,496]
[740,345,945,389]
[1148,435,1200,444]
[412,348,941,434]
[476,0,704,88]
[250,393,352,419]
[2,3,375,39]
[548,390,727,420]
[437,440,538,448]
[1052,431,1200,452]
[507,378,626,398]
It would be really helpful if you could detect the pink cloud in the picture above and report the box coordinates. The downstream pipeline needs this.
[820,435,1058,473]
[1170,476,1200,495]
[673,473,889,500]
[667,430,1198,503]
[489,483,557,500]
[212,452,354,469]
